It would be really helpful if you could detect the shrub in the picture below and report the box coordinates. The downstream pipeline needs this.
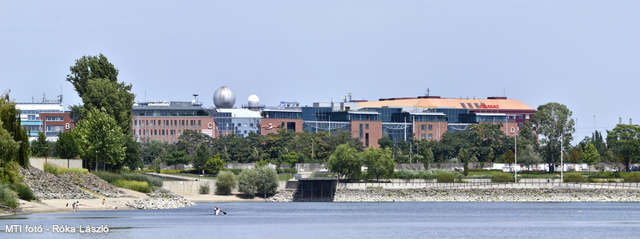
[0,183,19,208]
[92,171,162,187]
[114,180,150,193]
[423,170,439,180]
[43,162,60,175]
[60,168,89,174]
[199,182,211,194]
[397,170,421,179]
[10,183,36,201]
[563,173,584,183]
[221,168,242,175]
[160,169,182,174]
[437,171,457,183]
[256,167,278,197]
[237,168,259,197]
[491,172,518,183]
[277,168,298,174]
[215,171,237,195]
[623,173,640,182]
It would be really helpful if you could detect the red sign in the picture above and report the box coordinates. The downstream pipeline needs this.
[480,104,499,109]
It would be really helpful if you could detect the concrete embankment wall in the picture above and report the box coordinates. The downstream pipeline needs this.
[162,180,288,195]
[30,158,82,170]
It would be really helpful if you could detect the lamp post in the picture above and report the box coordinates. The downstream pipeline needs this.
[514,129,517,183]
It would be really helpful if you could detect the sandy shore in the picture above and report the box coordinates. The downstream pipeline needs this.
[0,187,268,216]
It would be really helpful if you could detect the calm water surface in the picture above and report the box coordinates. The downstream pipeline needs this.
[2,202,640,238]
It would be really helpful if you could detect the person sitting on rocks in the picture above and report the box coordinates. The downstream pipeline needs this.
[102,199,106,206]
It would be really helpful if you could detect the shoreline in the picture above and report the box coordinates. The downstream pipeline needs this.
[5,187,640,216]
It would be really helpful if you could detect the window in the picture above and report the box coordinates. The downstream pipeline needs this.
[421,134,426,140]
[460,103,467,108]
[365,124,369,130]
[428,134,433,140]
[467,103,473,108]
[428,124,433,131]
[421,125,426,130]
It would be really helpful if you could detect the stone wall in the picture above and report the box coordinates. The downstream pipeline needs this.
[268,188,640,202]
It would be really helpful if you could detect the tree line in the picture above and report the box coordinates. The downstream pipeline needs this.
[23,53,640,176]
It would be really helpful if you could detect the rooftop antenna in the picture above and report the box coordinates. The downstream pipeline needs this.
[426,88,430,97]
[348,92,352,102]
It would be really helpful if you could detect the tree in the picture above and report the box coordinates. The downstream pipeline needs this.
[55,131,79,159]
[503,150,515,166]
[255,166,278,198]
[30,131,50,157]
[532,103,575,173]
[327,144,363,180]
[67,54,139,170]
[419,148,434,170]
[237,168,259,197]
[73,108,126,171]
[192,142,212,171]
[215,171,237,195]
[519,144,542,174]
[607,124,640,172]
[164,150,190,170]
[139,140,169,164]
[457,148,471,176]
[0,121,20,183]
[0,93,29,167]
[362,147,396,181]
[66,54,119,98]
[582,142,600,171]
[204,154,225,174]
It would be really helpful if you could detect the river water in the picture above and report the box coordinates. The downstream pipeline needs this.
[2,202,640,238]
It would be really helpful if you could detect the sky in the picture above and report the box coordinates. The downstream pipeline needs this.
[2,1,639,144]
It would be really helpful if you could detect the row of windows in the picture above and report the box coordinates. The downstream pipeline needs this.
[134,119,202,127]
[137,129,200,137]
[421,134,434,140]
[45,116,64,121]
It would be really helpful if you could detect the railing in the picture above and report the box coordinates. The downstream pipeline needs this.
[337,179,640,190]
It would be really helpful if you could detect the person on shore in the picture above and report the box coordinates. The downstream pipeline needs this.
[72,201,78,212]
[102,199,106,206]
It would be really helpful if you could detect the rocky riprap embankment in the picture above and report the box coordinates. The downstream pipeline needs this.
[126,188,195,210]
[19,166,130,199]
[20,166,94,199]
[268,188,640,202]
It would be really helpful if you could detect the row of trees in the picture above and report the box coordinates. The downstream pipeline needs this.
[23,53,640,176]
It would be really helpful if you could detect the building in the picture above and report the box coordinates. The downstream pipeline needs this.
[261,94,536,147]
[16,95,74,141]
[132,99,216,143]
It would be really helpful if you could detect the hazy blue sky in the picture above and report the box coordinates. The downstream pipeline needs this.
[2,1,639,143]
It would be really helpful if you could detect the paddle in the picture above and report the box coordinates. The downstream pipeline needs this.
[221,210,227,215]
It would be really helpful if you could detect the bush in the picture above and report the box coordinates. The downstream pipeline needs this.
[44,163,88,175]
[623,173,640,182]
[563,173,584,183]
[199,182,211,194]
[256,167,278,197]
[92,171,162,188]
[491,172,518,183]
[215,171,237,195]
[0,183,19,208]
[277,168,298,174]
[114,180,150,193]
[237,169,259,197]
[436,171,457,183]
[43,162,60,175]
[221,168,242,175]
[10,183,36,201]
[397,170,421,179]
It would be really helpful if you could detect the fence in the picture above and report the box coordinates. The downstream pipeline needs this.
[338,179,640,190]
[30,158,83,170]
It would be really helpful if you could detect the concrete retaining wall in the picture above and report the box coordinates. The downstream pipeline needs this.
[162,180,287,195]
[30,158,82,170]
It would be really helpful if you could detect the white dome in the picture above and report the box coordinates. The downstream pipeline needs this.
[248,94,260,107]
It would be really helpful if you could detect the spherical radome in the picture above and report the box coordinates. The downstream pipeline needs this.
[248,94,260,106]
[213,86,236,108]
